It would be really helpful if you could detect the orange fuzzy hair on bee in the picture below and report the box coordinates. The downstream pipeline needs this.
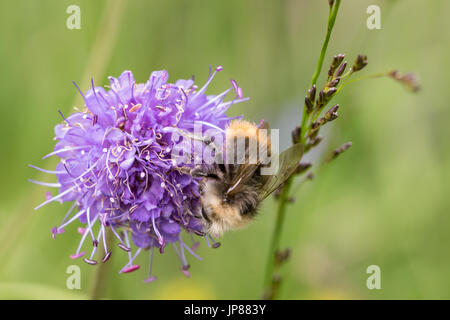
[225,120,271,163]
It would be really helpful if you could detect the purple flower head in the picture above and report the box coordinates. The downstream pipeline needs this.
[30,67,248,280]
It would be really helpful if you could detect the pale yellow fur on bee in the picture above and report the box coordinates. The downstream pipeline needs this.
[202,179,251,237]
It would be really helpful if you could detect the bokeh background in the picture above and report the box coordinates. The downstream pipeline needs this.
[1,0,448,299]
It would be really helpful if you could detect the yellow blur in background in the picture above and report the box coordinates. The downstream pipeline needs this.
[0,0,449,299]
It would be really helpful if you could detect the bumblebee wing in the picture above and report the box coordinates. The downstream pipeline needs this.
[226,121,273,196]
[225,163,259,196]
[258,143,304,201]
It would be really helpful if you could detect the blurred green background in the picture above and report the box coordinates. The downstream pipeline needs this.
[0,0,448,299]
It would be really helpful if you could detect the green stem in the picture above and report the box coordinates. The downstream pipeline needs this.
[310,1,340,88]
[335,70,390,94]
[300,0,341,144]
[263,0,341,299]
[263,179,293,299]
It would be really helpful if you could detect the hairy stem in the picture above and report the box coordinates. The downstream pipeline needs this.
[263,0,341,300]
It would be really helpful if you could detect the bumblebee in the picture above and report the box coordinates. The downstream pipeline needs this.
[188,120,303,237]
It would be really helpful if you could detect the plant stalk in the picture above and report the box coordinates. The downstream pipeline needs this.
[263,0,341,299]
[263,178,293,299]
[300,0,341,143]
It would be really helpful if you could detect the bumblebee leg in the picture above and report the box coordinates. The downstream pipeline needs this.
[174,166,191,175]
[190,166,208,177]
[201,207,211,223]
[190,208,202,219]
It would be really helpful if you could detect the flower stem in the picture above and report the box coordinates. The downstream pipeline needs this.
[300,0,341,143]
[335,71,391,94]
[263,178,293,299]
[310,1,341,88]
[263,0,341,300]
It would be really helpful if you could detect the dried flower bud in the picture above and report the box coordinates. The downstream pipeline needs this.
[328,0,334,7]
[305,136,322,152]
[318,117,327,126]
[329,77,340,87]
[332,54,345,69]
[335,61,347,77]
[329,142,352,161]
[312,136,322,146]
[295,162,312,174]
[275,248,291,264]
[329,54,345,76]
[309,121,321,137]
[273,184,284,200]
[324,104,339,121]
[328,66,333,78]
[308,85,316,102]
[388,70,420,92]
[305,96,314,113]
[326,87,337,97]
[308,127,319,140]
[306,172,314,180]
[353,54,368,72]
[317,89,326,107]
[292,126,301,144]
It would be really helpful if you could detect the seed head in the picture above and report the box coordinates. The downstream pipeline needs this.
[353,54,368,72]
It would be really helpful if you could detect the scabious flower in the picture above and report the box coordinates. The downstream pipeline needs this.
[30,66,247,281]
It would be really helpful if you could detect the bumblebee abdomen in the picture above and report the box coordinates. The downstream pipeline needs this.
[228,182,261,217]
